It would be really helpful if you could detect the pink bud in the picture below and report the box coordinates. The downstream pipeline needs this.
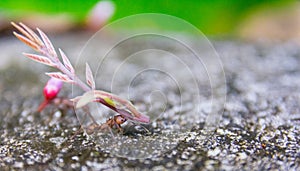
[43,78,63,100]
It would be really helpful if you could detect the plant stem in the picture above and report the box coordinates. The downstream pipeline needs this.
[41,46,91,92]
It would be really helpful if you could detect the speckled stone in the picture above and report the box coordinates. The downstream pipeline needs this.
[0,33,299,170]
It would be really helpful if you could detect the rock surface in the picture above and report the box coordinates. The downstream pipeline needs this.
[0,33,299,170]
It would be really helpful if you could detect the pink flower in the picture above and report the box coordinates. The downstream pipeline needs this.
[38,78,63,112]
[43,77,63,100]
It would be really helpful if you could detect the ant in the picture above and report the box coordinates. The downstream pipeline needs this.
[85,115,127,135]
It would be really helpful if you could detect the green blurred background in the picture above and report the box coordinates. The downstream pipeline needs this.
[0,0,297,36]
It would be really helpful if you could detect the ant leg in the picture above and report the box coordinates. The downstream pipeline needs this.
[82,106,97,124]
[135,122,151,134]
[77,105,99,135]
[71,126,84,139]
[108,126,116,140]
[79,108,88,125]
[85,123,100,135]
[114,123,124,133]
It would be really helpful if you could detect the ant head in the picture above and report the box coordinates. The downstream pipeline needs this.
[115,115,127,125]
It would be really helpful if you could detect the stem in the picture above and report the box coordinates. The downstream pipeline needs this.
[37,100,49,112]
[41,48,91,92]
[57,62,91,92]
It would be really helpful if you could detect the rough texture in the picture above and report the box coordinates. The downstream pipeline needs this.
[0,33,299,170]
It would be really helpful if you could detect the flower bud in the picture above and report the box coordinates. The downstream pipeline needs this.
[43,78,63,100]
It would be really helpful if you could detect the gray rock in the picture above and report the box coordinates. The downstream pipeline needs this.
[0,33,299,170]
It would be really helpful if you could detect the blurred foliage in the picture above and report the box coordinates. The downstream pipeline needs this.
[0,0,295,35]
